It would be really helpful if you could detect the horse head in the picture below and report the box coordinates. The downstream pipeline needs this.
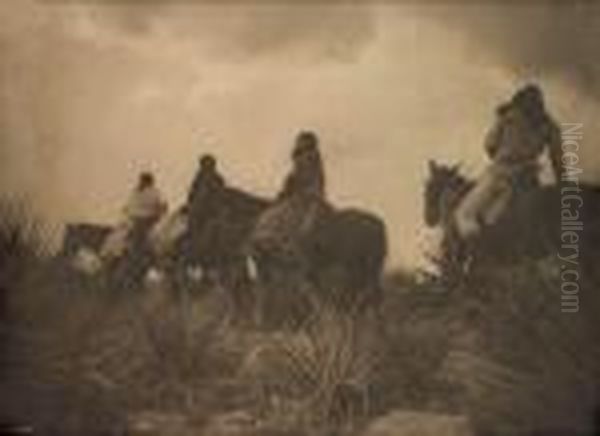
[424,159,472,227]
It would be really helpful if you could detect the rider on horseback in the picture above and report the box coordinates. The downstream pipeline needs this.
[280,131,330,237]
[123,172,168,254]
[184,154,227,268]
[101,171,168,264]
[279,131,326,200]
[252,130,331,263]
[454,84,562,240]
[187,154,226,226]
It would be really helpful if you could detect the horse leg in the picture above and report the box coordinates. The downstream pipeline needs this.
[243,249,267,327]
[248,245,298,328]
[223,258,255,326]
[351,258,384,318]
[440,231,467,288]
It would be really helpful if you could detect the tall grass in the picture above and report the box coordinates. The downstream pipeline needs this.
[0,197,49,273]
[443,258,600,435]
[239,303,382,434]
[2,196,598,435]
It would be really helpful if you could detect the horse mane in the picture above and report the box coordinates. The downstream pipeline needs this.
[436,165,474,204]
[425,161,475,228]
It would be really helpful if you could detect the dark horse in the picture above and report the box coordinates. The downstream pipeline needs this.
[177,187,270,313]
[424,160,600,282]
[185,186,387,320]
[58,188,269,297]
[60,222,153,291]
[61,223,113,259]
[247,204,388,320]
[305,208,387,310]
[181,187,270,273]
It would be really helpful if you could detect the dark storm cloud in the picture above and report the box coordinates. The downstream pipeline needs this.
[82,1,377,63]
[0,0,376,198]
[3,0,600,259]
[424,3,600,100]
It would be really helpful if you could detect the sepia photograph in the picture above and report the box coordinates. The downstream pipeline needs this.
[0,1,599,435]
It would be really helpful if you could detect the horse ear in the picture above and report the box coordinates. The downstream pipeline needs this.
[451,163,461,174]
[428,159,437,173]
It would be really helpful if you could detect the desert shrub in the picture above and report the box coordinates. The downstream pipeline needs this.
[239,301,382,434]
[0,196,55,341]
[446,257,600,435]
[0,197,51,266]
[4,194,596,436]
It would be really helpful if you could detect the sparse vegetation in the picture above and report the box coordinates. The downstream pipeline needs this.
[1,198,599,435]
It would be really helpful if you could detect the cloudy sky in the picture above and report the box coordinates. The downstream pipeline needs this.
[1,0,598,267]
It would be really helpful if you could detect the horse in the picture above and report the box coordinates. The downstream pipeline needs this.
[423,159,600,282]
[61,185,388,322]
[158,187,271,316]
[161,186,387,322]
[60,221,159,291]
[302,208,388,310]
[60,222,114,279]
[182,186,271,277]
[423,161,476,279]
[56,188,268,308]
[248,202,388,322]
[61,223,113,260]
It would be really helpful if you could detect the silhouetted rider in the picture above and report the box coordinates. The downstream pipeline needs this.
[251,130,331,261]
[187,154,226,226]
[455,84,562,239]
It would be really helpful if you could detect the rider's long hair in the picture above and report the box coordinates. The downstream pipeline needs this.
[499,84,555,140]
[137,172,155,191]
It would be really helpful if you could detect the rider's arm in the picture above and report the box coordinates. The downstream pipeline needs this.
[122,192,138,221]
[187,174,201,205]
[484,120,503,160]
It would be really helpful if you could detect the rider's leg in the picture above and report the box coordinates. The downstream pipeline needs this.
[483,183,512,226]
[454,169,497,240]
[479,164,514,227]
[454,163,515,240]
